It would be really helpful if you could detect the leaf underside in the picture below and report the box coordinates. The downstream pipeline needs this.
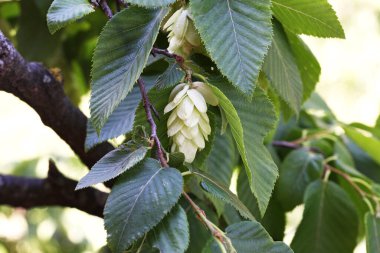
[47,0,95,34]
[76,146,148,189]
[85,76,156,150]
[90,7,167,133]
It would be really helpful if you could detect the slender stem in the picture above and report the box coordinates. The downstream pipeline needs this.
[151,47,192,81]
[272,140,301,149]
[182,192,226,242]
[181,171,192,177]
[151,48,184,64]
[272,140,322,154]
[325,164,367,197]
[292,130,332,145]
[137,78,168,167]
[98,0,113,19]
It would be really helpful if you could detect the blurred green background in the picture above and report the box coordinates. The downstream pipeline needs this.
[0,0,379,252]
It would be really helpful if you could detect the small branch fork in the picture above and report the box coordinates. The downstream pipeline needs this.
[151,48,192,82]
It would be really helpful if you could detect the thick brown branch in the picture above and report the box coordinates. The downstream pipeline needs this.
[0,160,107,217]
[0,31,113,168]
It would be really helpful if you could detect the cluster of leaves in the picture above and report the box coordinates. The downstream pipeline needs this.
[39,0,380,252]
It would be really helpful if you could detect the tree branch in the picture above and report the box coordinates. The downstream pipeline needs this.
[0,31,114,168]
[0,160,107,217]
[137,77,168,167]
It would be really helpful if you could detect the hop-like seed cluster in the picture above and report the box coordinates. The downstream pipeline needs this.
[164,82,219,163]
[163,8,201,58]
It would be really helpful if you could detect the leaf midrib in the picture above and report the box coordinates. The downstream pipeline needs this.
[272,1,339,34]
[116,168,162,249]
[314,182,326,252]
[225,0,245,83]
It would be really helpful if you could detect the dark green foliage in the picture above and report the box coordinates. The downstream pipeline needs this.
[6,0,378,252]
[291,181,359,253]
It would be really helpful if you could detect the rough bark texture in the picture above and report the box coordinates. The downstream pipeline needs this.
[0,31,114,168]
[0,161,107,217]
[0,31,112,216]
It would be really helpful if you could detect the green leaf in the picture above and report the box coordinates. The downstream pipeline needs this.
[263,21,303,113]
[47,0,95,34]
[291,180,359,253]
[285,30,321,101]
[209,77,278,215]
[104,158,183,253]
[226,221,293,253]
[76,146,148,190]
[85,76,156,150]
[90,7,167,132]
[191,169,255,221]
[206,130,239,186]
[272,0,345,38]
[190,0,273,95]
[333,140,363,177]
[350,122,380,140]
[201,239,223,253]
[343,126,380,166]
[365,212,380,253]
[148,205,189,253]
[127,0,176,8]
[237,173,286,240]
[156,58,185,89]
[277,149,324,211]
[345,139,380,183]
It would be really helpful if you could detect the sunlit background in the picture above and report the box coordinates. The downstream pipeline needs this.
[0,0,379,252]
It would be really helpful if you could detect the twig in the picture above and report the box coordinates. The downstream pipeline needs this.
[182,192,227,245]
[325,164,367,198]
[151,48,184,64]
[98,0,113,19]
[272,140,301,149]
[151,47,192,82]
[272,140,322,154]
[137,78,168,167]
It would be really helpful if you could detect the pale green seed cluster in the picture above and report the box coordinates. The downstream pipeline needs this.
[164,82,219,163]
[163,8,201,58]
